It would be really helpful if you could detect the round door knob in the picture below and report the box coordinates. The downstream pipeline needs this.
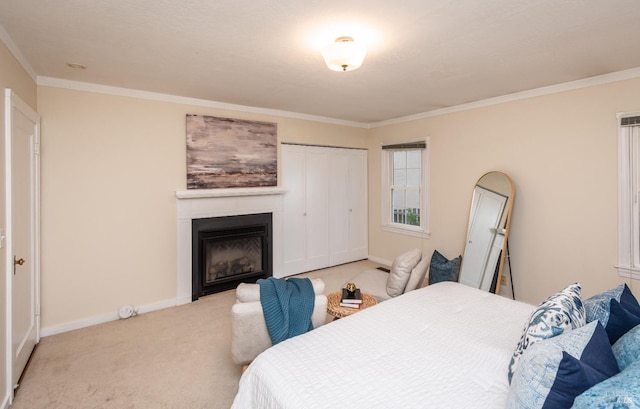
[14,257,24,266]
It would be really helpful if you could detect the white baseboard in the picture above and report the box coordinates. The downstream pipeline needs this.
[1,392,9,409]
[176,295,192,306]
[40,298,179,338]
[368,255,392,267]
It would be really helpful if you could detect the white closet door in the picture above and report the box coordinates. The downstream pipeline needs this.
[283,144,367,275]
[347,149,368,261]
[304,147,330,271]
[282,145,307,276]
[328,150,350,265]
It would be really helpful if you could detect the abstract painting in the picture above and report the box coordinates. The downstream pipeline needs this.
[186,114,277,189]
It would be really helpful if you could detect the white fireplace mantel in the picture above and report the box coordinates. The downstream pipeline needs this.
[176,187,286,305]
[175,186,287,199]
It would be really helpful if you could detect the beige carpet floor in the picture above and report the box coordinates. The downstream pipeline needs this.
[10,260,382,409]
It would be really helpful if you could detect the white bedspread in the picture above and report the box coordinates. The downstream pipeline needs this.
[231,281,534,409]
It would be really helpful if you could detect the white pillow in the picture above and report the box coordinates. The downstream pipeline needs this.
[405,256,429,292]
[386,249,422,297]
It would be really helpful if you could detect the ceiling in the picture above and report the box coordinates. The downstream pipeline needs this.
[1,0,640,125]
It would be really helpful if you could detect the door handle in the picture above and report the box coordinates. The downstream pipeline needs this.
[13,256,24,275]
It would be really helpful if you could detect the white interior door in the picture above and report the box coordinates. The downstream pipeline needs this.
[282,145,307,276]
[5,89,40,398]
[459,187,506,289]
[328,150,349,265]
[347,149,368,261]
[304,147,329,271]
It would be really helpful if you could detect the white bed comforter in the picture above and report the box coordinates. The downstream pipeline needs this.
[231,281,534,409]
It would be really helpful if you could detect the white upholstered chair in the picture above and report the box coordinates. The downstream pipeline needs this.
[231,278,328,366]
[346,249,428,302]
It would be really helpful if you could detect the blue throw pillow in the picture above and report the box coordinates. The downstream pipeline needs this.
[606,299,640,345]
[571,359,640,409]
[508,283,586,382]
[427,250,461,285]
[584,284,640,345]
[507,321,620,409]
[584,283,640,326]
[613,324,640,371]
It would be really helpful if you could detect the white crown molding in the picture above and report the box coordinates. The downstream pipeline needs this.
[36,76,370,129]
[371,67,640,128]
[0,24,37,82]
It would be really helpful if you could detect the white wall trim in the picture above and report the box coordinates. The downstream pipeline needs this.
[371,67,640,128]
[33,67,640,130]
[39,298,177,338]
[0,25,37,82]
[1,393,9,409]
[36,76,370,129]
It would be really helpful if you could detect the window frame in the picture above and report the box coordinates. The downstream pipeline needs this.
[380,138,430,238]
[617,111,640,279]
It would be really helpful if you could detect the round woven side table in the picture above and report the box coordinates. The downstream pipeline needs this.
[326,291,378,319]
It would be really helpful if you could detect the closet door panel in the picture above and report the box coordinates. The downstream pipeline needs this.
[282,145,307,276]
[348,149,368,260]
[328,151,350,265]
[304,147,330,271]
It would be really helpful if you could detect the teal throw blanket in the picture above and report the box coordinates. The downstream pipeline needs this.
[257,277,315,345]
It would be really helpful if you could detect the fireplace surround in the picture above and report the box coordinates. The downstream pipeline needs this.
[176,186,286,305]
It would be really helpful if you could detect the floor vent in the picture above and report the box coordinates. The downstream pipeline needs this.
[376,267,390,272]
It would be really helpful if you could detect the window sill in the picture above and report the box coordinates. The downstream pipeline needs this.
[615,264,640,280]
[382,224,430,239]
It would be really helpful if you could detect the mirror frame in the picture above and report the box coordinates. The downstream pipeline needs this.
[459,171,515,294]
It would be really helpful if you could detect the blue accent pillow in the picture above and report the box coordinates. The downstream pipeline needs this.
[605,299,640,345]
[508,283,586,382]
[507,321,620,409]
[613,324,640,371]
[427,250,462,285]
[571,359,640,409]
[584,283,640,326]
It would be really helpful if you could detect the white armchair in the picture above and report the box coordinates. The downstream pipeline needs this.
[231,278,328,366]
[346,249,428,302]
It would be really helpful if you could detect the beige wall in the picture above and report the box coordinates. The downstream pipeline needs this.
[0,40,37,406]
[37,86,368,330]
[368,77,640,304]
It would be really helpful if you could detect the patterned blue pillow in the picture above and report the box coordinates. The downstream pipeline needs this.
[508,283,586,382]
[507,321,619,409]
[571,359,640,409]
[584,283,640,326]
[613,324,640,371]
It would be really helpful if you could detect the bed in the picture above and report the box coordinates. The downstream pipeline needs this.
[231,281,535,409]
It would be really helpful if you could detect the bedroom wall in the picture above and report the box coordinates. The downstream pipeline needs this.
[36,86,368,332]
[0,39,37,408]
[367,76,640,305]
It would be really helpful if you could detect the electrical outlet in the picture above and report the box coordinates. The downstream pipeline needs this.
[500,276,507,286]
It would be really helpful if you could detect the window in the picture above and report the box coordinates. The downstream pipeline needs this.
[381,139,429,238]
[617,113,640,279]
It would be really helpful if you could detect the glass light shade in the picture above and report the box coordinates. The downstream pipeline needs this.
[322,38,367,72]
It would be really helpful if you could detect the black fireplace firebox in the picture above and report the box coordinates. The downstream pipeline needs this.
[192,213,273,301]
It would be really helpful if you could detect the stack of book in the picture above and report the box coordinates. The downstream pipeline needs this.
[340,287,363,309]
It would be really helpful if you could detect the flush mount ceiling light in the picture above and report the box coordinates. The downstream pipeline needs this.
[322,36,367,72]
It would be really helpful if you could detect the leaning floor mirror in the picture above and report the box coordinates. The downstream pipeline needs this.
[459,171,515,294]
